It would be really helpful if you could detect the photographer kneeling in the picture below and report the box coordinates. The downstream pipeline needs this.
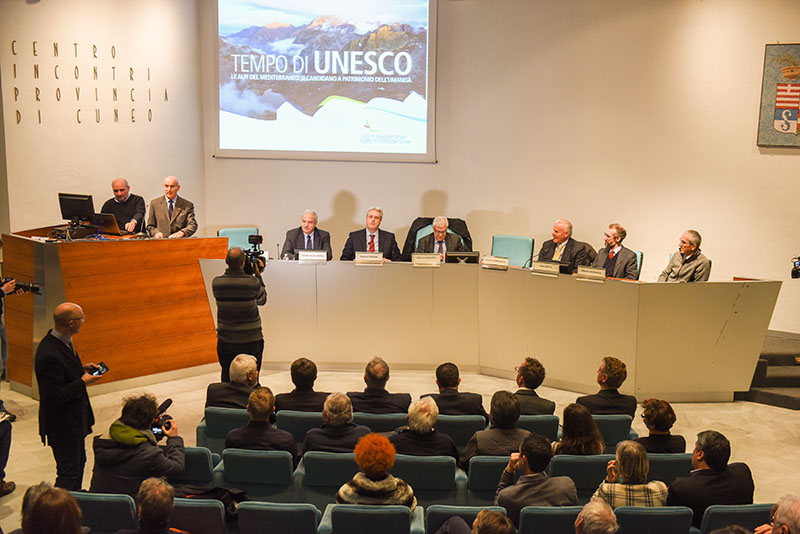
[90,393,184,496]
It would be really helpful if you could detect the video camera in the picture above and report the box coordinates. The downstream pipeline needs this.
[792,256,800,279]
[1,277,41,295]
[243,234,266,275]
[151,398,173,441]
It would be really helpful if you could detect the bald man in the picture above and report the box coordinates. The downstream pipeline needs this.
[35,303,104,490]
[537,219,589,274]
[146,176,197,239]
[100,178,145,233]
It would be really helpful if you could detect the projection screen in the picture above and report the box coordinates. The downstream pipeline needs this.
[215,0,437,162]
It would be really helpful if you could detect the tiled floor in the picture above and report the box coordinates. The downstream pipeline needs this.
[1,365,797,532]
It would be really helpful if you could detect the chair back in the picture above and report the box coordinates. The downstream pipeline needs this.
[276,410,324,447]
[213,448,294,501]
[628,248,644,280]
[392,454,467,506]
[699,503,775,534]
[292,451,359,510]
[352,412,407,432]
[647,453,692,486]
[466,456,509,506]
[170,497,226,534]
[425,505,506,534]
[548,454,615,504]
[70,491,137,534]
[197,406,250,454]
[329,504,414,534]
[491,234,534,267]
[615,506,693,534]
[518,505,583,534]
[517,414,559,441]
[218,226,259,250]
[435,414,487,450]
[166,446,216,486]
[591,414,633,453]
[238,502,321,534]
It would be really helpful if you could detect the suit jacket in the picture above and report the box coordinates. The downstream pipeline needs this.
[225,420,297,464]
[146,195,197,237]
[422,390,488,422]
[537,237,589,273]
[576,389,637,418]
[415,233,467,255]
[591,246,639,280]
[281,227,333,260]
[495,470,578,526]
[347,387,412,414]
[205,381,257,409]
[303,423,371,454]
[34,331,94,445]
[275,389,331,412]
[340,229,402,261]
[666,463,755,527]
[514,389,556,415]
[389,428,459,461]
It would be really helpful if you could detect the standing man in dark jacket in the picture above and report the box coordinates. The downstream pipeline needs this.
[35,302,104,490]
[212,247,267,382]
[90,393,185,496]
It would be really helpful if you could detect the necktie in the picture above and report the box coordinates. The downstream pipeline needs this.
[368,234,375,252]
[168,199,174,219]
[436,241,444,254]
[306,235,312,249]
[609,250,615,259]
[553,244,563,261]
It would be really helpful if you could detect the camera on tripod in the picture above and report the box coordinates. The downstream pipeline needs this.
[243,234,266,275]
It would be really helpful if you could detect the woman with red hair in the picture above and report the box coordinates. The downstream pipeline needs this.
[335,433,416,510]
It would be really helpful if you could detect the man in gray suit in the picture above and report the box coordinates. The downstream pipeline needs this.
[591,223,638,280]
[280,210,332,260]
[146,175,197,238]
[415,216,467,261]
[495,433,577,526]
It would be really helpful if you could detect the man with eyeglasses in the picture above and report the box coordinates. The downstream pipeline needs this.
[590,223,638,280]
[755,495,800,534]
[657,229,711,282]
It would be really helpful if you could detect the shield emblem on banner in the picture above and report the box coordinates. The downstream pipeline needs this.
[773,83,800,134]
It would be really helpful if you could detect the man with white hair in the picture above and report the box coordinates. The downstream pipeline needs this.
[340,206,402,261]
[537,218,589,273]
[280,209,332,260]
[658,229,711,282]
[415,216,467,261]
[146,175,197,239]
[205,354,260,409]
[389,397,458,461]
[575,498,619,534]
[302,392,370,454]
[755,494,800,534]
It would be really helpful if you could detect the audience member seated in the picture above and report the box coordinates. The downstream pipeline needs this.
[205,354,260,409]
[460,391,530,468]
[552,403,605,456]
[22,487,84,534]
[711,527,752,534]
[635,399,686,453]
[389,397,458,461]
[335,433,417,510]
[576,357,637,418]
[422,362,489,422]
[7,481,87,534]
[348,357,412,414]
[575,498,619,534]
[225,386,297,463]
[433,509,516,534]
[495,433,578,527]
[118,477,182,534]
[667,430,754,528]
[90,394,185,496]
[302,392,370,454]
[275,357,331,412]
[513,357,556,415]
[754,494,799,534]
[592,440,667,509]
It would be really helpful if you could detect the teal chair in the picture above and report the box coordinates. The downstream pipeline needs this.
[628,248,644,280]
[547,454,615,504]
[352,412,407,432]
[276,410,323,449]
[466,456,509,506]
[218,226,259,250]
[160,445,220,486]
[292,451,360,510]
[519,505,583,534]
[414,225,466,250]
[591,415,637,453]
[238,502,322,534]
[698,503,775,534]
[616,506,693,534]
[517,414,559,441]
[70,491,137,534]
[647,453,692,485]
[392,454,467,506]
[196,406,250,454]
[170,498,226,534]
[491,235,534,267]
[212,448,294,501]
[435,415,487,451]
[425,505,506,534]
[318,504,425,534]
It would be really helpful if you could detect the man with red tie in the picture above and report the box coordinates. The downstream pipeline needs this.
[340,206,402,261]
[591,223,639,280]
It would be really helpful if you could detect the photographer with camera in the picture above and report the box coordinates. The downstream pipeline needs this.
[212,246,267,382]
[90,393,184,496]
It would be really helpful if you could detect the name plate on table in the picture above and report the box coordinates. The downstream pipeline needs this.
[577,265,606,282]
[412,253,441,267]
[354,251,384,266]
[531,261,560,276]
[298,250,328,264]
[481,255,509,271]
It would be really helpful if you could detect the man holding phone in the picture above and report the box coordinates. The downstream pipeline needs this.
[35,302,105,490]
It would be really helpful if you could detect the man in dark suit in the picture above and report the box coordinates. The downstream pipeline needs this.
[35,302,104,490]
[146,175,197,238]
[576,357,637,418]
[205,354,259,409]
[302,393,370,454]
[415,216,467,261]
[225,387,297,464]
[340,206,402,261]
[667,430,754,528]
[275,358,330,412]
[513,357,556,415]
[591,223,638,280]
[347,357,411,413]
[422,362,488,422]
[389,397,458,461]
[537,219,589,273]
[280,210,333,260]
[495,433,577,526]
